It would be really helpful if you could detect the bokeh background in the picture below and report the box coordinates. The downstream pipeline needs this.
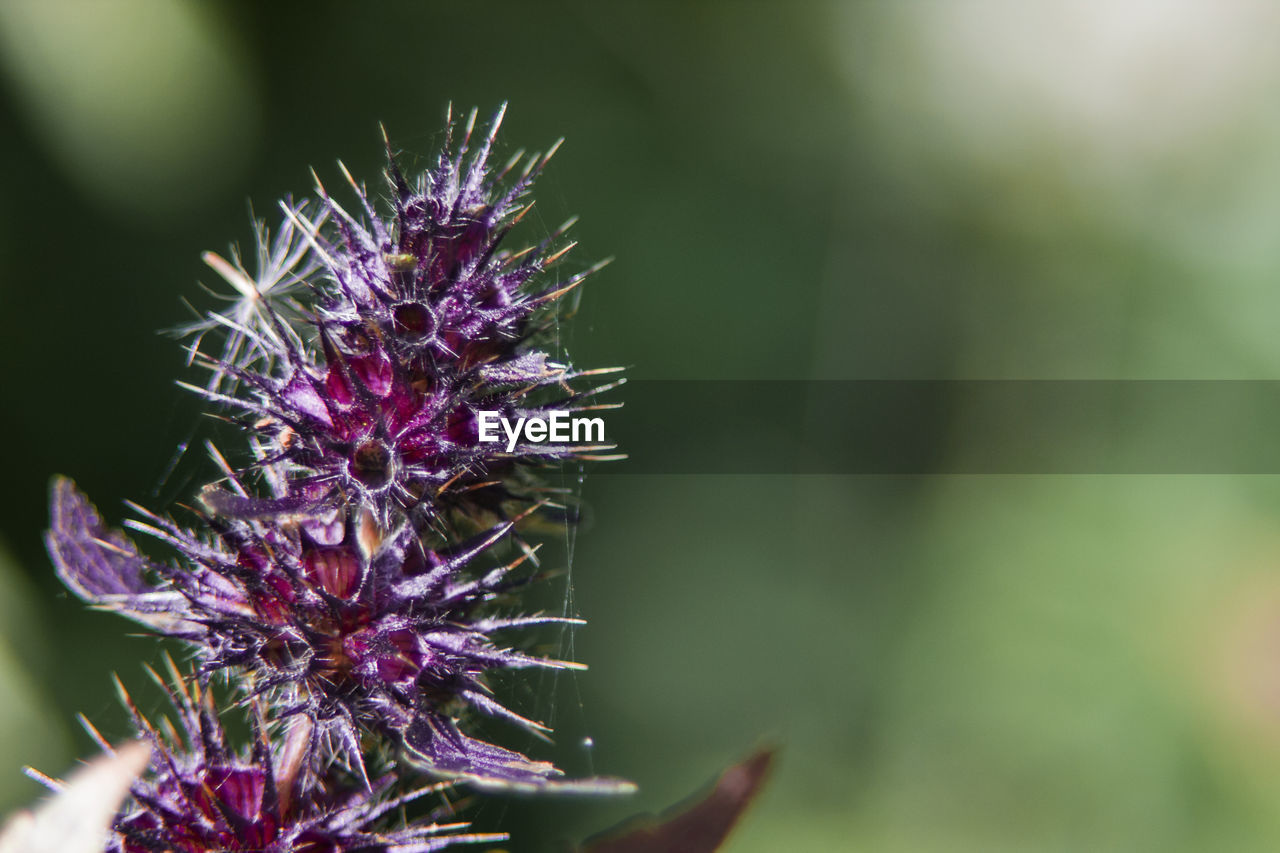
[6,1,1280,850]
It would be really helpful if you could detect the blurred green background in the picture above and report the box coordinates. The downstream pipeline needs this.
[6,1,1280,850]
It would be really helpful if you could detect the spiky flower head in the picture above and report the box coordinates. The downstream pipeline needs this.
[48,476,607,790]
[45,105,628,793]
[89,665,502,853]
[189,104,620,532]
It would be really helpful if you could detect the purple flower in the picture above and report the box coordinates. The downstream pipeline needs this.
[99,667,503,853]
[45,105,630,795]
[48,473,623,792]
[185,104,620,532]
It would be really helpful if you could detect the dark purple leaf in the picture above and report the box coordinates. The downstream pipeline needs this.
[580,749,775,853]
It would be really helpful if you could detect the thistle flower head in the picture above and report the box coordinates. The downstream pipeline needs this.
[95,667,502,853]
[186,104,619,532]
[45,104,629,795]
[48,476,615,791]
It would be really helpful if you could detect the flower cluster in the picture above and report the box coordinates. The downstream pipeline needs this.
[103,664,503,853]
[45,105,628,850]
